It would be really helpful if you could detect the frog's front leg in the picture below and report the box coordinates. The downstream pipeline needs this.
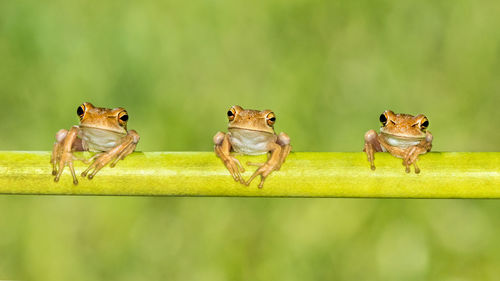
[214,132,245,184]
[51,126,84,184]
[245,142,283,189]
[363,129,383,170]
[81,130,140,179]
[403,131,433,174]
[249,133,292,169]
[276,132,291,170]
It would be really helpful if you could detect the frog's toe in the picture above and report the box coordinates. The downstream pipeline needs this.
[231,157,245,173]
[258,178,265,189]
[414,163,421,174]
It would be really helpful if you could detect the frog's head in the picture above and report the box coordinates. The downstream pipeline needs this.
[77,102,129,134]
[379,110,428,139]
[227,105,275,134]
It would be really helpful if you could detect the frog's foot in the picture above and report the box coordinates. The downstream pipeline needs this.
[403,161,420,174]
[364,129,382,171]
[51,127,80,185]
[217,148,245,184]
[53,152,79,185]
[81,130,140,180]
[245,161,280,189]
[403,146,426,174]
[80,153,103,164]
[403,155,413,174]
[413,162,421,174]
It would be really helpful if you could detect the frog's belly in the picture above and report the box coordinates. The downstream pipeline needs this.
[381,135,425,157]
[383,136,421,148]
[79,127,126,152]
[228,129,276,155]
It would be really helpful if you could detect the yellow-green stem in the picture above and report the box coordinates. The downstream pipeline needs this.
[0,151,498,198]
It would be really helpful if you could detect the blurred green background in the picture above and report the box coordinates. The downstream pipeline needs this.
[1,0,500,280]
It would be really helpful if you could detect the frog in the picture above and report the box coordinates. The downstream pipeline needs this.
[363,110,433,173]
[213,105,291,188]
[51,102,140,184]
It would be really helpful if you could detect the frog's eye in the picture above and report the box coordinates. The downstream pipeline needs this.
[266,112,276,126]
[420,118,429,131]
[227,107,236,121]
[77,104,86,120]
[118,111,129,126]
[379,113,387,126]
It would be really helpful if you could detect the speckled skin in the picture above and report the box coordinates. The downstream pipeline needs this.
[214,105,291,188]
[51,102,140,185]
[364,110,433,173]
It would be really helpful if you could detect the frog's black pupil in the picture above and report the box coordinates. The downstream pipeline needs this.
[77,106,84,116]
[227,111,234,117]
[120,115,129,122]
[379,114,387,124]
[421,120,429,128]
[270,117,276,122]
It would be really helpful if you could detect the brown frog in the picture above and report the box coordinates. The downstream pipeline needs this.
[364,110,433,173]
[51,102,140,184]
[213,105,291,188]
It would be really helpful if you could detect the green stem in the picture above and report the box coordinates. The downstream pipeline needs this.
[0,151,499,198]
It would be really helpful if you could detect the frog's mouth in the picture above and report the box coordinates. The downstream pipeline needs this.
[228,126,274,134]
[79,124,127,135]
[380,132,426,141]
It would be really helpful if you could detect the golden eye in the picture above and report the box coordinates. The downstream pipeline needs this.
[420,118,429,131]
[266,112,276,126]
[379,113,388,126]
[77,104,86,120]
[118,110,128,126]
[227,107,236,121]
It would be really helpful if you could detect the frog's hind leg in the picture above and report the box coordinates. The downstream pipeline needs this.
[81,130,140,180]
[364,129,383,170]
[51,126,82,185]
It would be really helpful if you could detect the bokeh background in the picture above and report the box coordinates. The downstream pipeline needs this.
[1,0,500,279]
